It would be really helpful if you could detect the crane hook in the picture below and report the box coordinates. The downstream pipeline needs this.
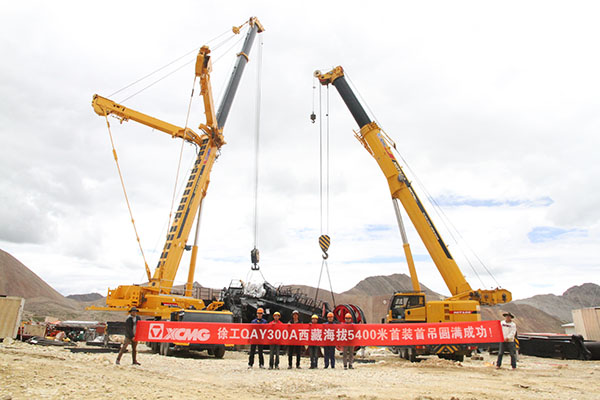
[319,234,330,260]
[310,112,316,123]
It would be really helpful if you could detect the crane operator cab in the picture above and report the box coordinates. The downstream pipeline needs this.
[386,292,426,323]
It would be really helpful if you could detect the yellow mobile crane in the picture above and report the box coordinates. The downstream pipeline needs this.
[88,17,264,357]
[314,66,511,361]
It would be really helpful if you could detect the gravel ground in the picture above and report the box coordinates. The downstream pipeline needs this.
[1,340,599,399]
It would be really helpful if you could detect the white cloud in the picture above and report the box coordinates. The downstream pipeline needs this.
[1,1,598,301]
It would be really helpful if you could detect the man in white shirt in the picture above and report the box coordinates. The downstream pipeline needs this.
[496,312,517,369]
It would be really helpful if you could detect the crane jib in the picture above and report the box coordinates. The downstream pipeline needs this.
[216,23,260,128]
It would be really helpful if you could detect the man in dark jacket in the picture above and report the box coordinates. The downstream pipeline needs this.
[323,312,338,369]
[248,308,267,368]
[116,306,141,365]
[287,310,302,369]
[309,314,320,369]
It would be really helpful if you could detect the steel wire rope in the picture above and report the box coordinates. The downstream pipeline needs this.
[165,76,198,249]
[345,73,495,289]
[102,115,152,282]
[150,153,198,259]
[252,34,263,252]
[108,27,231,99]
[314,83,336,307]
[115,27,244,104]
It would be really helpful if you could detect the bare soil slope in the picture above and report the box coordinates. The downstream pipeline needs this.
[513,283,600,322]
[0,249,66,303]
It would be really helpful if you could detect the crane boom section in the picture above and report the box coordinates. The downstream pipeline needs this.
[88,17,266,317]
[358,121,473,296]
[151,136,215,292]
[92,95,204,145]
[315,66,511,304]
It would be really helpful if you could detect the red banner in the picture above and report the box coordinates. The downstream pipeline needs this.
[135,320,503,346]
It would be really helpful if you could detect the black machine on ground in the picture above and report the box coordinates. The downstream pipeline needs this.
[221,280,366,324]
[517,333,596,360]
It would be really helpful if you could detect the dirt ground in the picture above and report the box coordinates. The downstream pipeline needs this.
[1,340,598,400]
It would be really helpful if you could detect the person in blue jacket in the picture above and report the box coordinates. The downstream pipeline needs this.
[248,307,267,368]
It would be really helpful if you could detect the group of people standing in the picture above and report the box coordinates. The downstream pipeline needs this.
[248,308,355,370]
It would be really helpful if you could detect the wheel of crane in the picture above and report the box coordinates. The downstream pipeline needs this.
[213,345,226,359]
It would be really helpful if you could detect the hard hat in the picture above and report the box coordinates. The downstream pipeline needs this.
[292,310,299,315]
[311,314,318,319]
[257,308,264,313]
[327,312,334,317]
[345,313,352,319]
[129,306,139,313]
[273,311,281,316]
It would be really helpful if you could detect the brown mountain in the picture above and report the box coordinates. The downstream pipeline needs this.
[0,249,68,304]
[512,283,600,323]
[66,293,104,302]
[0,249,117,321]
[482,304,564,333]
[2,248,597,333]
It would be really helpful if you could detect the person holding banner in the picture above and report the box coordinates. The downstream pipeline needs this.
[323,312,338,369]
[342,313,354,369]
[269,311,283,369]
[248,308,268,369]
[496,312,517,369]
[287,310,302,369]
[309,314,320,369]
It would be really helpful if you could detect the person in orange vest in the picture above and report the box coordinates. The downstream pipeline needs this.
[323,311,338,369]
[342,313,354,369]
[248,308,267,369]
[269,311,283,369]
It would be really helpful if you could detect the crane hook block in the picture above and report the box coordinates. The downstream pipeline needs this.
[319,235,330,259]
[310,112,316,123]
[251,248,260,264]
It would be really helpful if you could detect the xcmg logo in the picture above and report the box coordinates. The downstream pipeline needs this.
[148,323,210,342]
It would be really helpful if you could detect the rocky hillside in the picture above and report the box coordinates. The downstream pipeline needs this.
[482,304,564,333]
[0,249,67,304]
[0,249,119,321]
[66,293,104,302]
[341,273,443,300]
[2,248,597,332]
[512,283,600,322]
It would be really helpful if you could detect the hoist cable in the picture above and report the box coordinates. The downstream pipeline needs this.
[318,86,323,233]
[325,259,336,307]
[252,34,263,250]
[103,115,152,282]
[326,84,330,234]
[112,27,245,104]
[108,27,232,99]
[167,76,198,232]
[315,84,336,307]
[391,146,490,289]
[118,60,195,103]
